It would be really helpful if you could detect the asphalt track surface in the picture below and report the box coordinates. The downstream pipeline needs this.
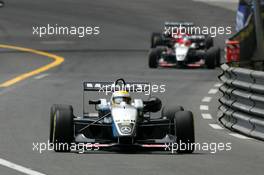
[0,0,263,175]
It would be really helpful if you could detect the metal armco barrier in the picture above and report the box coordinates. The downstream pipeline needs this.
[218,64,264,140]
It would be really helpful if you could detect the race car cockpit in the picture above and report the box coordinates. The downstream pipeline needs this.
[111,90,132,105]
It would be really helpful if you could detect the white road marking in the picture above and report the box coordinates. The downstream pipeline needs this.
[34,74,49,80]
[208,88,218,94]
[202,113,213,119]
[229,133,251,139]
[214,83,223,87]
[202,96,212,102]
[200,105,209,110]
[0,158,46,175]
[209,124,224,130]
[41,40,74,44]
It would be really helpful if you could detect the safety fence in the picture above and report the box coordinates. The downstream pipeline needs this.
[218,64,264,140]
[226,13,256,66]
[226,10,264,68]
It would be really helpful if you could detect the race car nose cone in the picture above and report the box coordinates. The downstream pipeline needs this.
[120,126,132,134]
[118,123,134,135]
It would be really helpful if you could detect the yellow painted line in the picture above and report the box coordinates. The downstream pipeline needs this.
[0,44,64,87]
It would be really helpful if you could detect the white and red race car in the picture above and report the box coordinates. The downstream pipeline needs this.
[149,22,221,69]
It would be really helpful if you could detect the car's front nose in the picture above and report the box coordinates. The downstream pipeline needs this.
[111,106,137,137]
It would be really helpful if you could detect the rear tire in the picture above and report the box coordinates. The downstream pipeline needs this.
[151,33,163,48]
[50,104,74,152]
[215,47,221,67]
[205,36,213,49]
[174,111,195,154]
[161,105,184,121]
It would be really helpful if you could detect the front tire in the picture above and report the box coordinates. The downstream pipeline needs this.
[50,104,74,152]
[174,111,195,154]
[148,48,165,68]
[50,104,73,142]
[205,47,217,69]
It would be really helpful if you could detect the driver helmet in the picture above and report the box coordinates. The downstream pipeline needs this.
[111,90,132,105]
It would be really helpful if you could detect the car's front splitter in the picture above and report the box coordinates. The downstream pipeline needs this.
[158,59,205,68]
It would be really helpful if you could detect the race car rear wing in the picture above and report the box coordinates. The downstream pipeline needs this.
[83,81,151,92]
[172,35,205,39]
[164,22,194,27]
[82,80,151,116]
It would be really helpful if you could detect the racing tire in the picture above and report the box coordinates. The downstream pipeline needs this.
[205,47,216,69]
[148,48,165,68]
[50,104,74,152]
[151,33,163,48]
[0,1,4,7]
[215,47,221,67]
[174,111,195,154]
[205,36,213,49]
[161,105,184,121]
[50,104,73,143]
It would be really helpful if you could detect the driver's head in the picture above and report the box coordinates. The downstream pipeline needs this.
[111,90,131,105]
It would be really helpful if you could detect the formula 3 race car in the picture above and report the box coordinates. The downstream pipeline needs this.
[49,79,195,153]
[151,22,213,49]
[149,22,221,69]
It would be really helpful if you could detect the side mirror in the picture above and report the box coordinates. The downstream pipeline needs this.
[144,97,162,113]
[0,1,4,8]
[89,100,101,105]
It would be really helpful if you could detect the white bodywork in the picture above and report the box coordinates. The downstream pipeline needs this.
[175,43,190,61]
[110,100,143,137]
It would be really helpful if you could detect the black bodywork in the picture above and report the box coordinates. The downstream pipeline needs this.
[74,117,174,144]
